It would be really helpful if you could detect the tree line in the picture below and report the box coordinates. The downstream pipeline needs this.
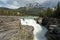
[40,2,60,19]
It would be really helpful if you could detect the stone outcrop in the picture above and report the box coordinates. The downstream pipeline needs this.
[46,18,60,40]
[0,16,34,40]
[20,24,34,40]
[0,16,20,40]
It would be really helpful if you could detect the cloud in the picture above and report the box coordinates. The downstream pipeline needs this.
[0,0,60,9]
[12,1,19,6]
[0,0,8,3]
[0,0,20,9]
[5,5,20,9]
[16,0,47,4]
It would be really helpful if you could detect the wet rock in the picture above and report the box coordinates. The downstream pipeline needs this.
[46,27,60,40]
[42,18,60,40]
[37,17,42,24]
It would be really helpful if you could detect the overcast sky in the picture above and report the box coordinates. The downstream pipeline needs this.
[0,0,60,9]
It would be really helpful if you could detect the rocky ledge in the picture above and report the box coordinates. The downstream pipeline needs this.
[20,24,34,40]
[0,16,20,40]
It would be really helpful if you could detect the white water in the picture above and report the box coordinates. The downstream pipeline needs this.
[20,19,48,40]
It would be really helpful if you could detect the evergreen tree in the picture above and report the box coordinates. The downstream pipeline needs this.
[54,2,60,18]
[45,7,53,17]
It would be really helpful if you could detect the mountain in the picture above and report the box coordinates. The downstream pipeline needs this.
[26,0,60,8]
[25,1,59,9]
[0,7,13,10]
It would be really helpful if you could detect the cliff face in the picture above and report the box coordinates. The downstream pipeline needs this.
[20,24,34,40]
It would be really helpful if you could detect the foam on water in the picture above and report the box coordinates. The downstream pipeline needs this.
[20,19,48,40]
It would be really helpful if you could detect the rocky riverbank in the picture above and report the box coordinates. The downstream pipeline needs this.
[0,16,20,40]
[0,16,34,40]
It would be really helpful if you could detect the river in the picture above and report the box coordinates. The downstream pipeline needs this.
[20,18,48,40]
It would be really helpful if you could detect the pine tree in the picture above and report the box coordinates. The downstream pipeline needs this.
[54,2,60,18]
[45,7,53,17]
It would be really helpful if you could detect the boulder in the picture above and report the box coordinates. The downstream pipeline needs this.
[20,25,34,40]
[45,18,60,40]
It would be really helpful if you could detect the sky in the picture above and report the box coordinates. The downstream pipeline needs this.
[0,0,60,9]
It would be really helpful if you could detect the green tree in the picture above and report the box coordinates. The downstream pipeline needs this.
[53,2,60,18]
[45,7,53,17]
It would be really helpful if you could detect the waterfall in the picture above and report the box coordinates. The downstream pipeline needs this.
[20,19,48,40]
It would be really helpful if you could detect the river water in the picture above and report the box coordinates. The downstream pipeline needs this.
[20,19,48,40]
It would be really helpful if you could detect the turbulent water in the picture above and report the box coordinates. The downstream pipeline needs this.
[20,19,48,40]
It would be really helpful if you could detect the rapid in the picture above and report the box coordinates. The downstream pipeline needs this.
[20,19,48,40]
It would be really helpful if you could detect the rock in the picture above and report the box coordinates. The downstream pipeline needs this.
[37,17,42,24]
[42,17,49,27]
[46,18,60,40]
[46,27,60,40]
[20,25,34,40]
[0,16,19,40]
